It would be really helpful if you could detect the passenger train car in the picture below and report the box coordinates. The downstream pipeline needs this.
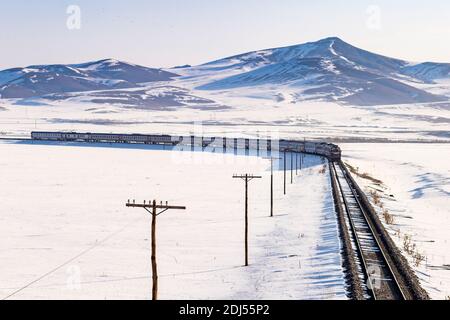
[31,131,341,161]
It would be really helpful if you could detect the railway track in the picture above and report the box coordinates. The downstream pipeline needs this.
[331,161,407,300]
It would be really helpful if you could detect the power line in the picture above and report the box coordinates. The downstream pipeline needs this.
[2,218,138,300]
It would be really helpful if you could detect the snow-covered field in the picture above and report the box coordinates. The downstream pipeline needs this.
[1,95,449,143]
[1,87,449,299]
[1,93,449,299]
[342,143,450,300]
[0,141,346,300]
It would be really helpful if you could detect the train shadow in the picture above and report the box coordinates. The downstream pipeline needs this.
[13,139,322,172]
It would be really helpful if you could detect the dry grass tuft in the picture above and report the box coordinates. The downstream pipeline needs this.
[403,234,414,255]
[345,162,383,185]
[369,190,381,206]
[403,234,427,267]
[383,209,395,225]
[413,252,426,267]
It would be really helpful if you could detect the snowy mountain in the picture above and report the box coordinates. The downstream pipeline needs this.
[195,37,449,105]
[1,38,449,106]
[0,59,178,99]
[402,62,450,83]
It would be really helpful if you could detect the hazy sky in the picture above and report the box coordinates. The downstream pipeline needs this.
[1,0,449,69]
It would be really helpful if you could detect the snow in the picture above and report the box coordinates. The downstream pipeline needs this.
[0,86,449,299]
[1,91,449,145]
[87,78,128,86]
[0,141,346,300]
[328,40,362,70]
[341,143,450,300]
[73,59,123,71]
[0,37,449,299]
[320,59,340,75]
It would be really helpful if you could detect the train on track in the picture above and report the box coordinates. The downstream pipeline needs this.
[31,131,342,161]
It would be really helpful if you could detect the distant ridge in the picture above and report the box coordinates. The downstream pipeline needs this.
[0,59,178,99]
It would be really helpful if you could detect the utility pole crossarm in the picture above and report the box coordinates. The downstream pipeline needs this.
[233,174,262,179]
[126,203,186,210]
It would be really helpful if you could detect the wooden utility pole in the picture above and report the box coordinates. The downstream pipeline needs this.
[302,138,305,170]
[290,151,293,184]
[301,153,304,170]
[126,199,186,300]
[233,174,262,266]
[264,157,281,217]
[283,150,287,195]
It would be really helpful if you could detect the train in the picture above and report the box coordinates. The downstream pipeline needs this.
[31,131,341,161]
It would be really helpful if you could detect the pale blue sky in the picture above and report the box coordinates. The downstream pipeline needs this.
[0,0,449,69]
